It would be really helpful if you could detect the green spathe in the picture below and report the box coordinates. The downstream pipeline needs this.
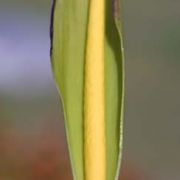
[50,0,124,179]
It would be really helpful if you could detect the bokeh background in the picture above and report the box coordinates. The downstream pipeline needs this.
[0,0,180,179]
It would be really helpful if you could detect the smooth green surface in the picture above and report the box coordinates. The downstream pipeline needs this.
[105,1,124,179]
[52,0,89,179]
[51,0,124,179]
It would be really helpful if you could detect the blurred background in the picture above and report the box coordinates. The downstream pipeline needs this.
[0,0,179,179]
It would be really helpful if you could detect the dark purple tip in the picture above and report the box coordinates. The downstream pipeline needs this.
[50,0,56,57]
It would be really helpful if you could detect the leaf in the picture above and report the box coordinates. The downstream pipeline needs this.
[50,0,124,179]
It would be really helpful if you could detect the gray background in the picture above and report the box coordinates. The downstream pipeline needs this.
[0,0,179,179]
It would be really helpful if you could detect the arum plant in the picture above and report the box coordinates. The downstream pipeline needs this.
[50,0,124,179]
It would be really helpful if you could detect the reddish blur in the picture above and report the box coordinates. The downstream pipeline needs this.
[0,117,147,180]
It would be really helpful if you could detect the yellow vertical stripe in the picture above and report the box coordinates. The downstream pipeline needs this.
[84,0,106,179]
